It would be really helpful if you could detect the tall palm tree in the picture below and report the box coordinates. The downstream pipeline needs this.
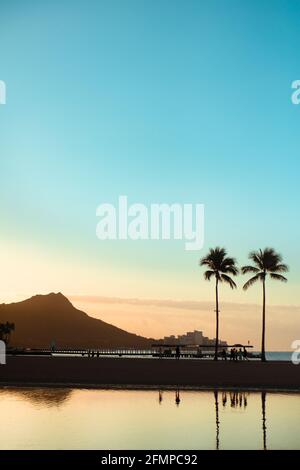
[242,248,288,362]
[200,247,238,360]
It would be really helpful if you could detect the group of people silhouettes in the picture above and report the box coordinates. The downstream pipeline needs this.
[221,347,248,361]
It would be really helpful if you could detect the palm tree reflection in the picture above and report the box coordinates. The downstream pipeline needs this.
[214,391,220,450]
[261,391,267,450]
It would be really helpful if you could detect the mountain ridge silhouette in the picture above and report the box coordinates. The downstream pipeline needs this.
[0,292,154,348]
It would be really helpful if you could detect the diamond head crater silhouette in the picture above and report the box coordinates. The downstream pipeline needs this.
[0,293,154,349]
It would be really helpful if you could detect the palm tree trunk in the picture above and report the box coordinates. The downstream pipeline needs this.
[261,277,266,362]
[214,277,219,361]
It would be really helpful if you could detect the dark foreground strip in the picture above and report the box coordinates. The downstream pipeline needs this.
[0,450,296,465]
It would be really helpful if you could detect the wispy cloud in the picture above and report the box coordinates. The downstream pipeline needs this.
[69,295,300,312]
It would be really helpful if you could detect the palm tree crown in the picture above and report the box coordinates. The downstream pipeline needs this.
[200,247,239,288]
[242,248,288,289]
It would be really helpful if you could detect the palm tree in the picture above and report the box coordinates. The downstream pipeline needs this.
[242,248,288,362]
[200,247,239,360]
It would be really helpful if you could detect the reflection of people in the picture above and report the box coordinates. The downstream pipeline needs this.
[239,393,243,407]
[175,346,180,360]
[158,390,163,404]
[223,392,249,409]
[175,389,181,406]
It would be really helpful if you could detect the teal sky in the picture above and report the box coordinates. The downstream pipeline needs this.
[0,0,299,310]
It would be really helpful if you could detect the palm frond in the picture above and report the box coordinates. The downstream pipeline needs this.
[220,274,237,289]
[269,273,288,282]
[203,270,215,281]
[271,263,289,273]
[241,265,260,275]
[249,250,264,270]
[224,265,239,276]
[243,274,261,291]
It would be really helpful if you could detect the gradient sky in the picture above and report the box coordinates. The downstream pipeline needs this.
[0,0,299,348]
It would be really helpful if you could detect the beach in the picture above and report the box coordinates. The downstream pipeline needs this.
[0,356,299,390]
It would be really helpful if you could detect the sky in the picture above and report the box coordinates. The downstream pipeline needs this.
[0,0,299,349]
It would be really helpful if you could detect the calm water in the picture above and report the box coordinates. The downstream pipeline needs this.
[0,387,299,450]
[266,352,293,361]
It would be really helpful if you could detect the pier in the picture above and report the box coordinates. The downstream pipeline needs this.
[7,344,256,359]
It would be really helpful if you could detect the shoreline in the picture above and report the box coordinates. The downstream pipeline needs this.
[0,382,300,393]
[1,356,300,391]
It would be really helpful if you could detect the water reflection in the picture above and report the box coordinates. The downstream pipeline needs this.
[0,387,270,449]
[261,391,267,450]
[217,391,267,450]
[175,389,181,406]
[0,387,298,449]
[215,391,250,450]
[214,391,220,450]
[157,389,268,450]
[0,387,73,407]
[158,388,182,406]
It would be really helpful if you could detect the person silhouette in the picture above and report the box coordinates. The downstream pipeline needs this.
[221,349,227,360]
[234,349,238,361]
[238,348,243,361]
[230,348,235,361]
